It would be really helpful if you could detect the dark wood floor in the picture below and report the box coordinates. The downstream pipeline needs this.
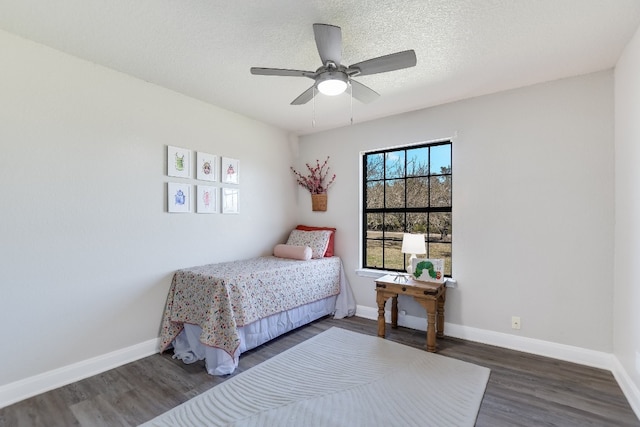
[1,316,638,426]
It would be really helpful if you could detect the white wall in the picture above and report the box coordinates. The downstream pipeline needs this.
[0,30,296,390]
[614,24,640,403]
[298,70,614,353]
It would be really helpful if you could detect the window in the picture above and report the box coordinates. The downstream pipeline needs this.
[362,141,452,276]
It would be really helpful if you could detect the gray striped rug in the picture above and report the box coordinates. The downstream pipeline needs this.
[141,327,490,427]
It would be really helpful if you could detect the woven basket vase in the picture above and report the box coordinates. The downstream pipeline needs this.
[311,193,327,211]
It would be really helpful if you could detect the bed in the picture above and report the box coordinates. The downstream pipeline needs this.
[159,254,356,375]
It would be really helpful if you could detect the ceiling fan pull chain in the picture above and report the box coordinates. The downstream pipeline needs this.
[312,86,316,128]
[350,83,354,125]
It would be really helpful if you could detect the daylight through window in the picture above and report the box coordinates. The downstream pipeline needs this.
[362,141,452,276]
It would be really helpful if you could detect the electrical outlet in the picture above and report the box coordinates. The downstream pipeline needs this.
[511,316,521,330]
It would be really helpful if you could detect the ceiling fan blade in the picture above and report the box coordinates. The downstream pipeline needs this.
[250,67,316,79]
[313,23,342,65]
[350,79,380,103]
[290,86,316,105]
[348,50,417,77]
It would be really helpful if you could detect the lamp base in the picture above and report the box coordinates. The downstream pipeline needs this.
[406,254,417,275]
[393,273,409,283]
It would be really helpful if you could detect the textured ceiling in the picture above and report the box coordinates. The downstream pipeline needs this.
[1,0,640,135]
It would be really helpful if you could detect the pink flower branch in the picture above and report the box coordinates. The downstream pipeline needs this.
[291,156,336,194]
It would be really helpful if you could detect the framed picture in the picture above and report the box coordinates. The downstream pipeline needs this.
[167,146,191,178]
[196,152,217,182]
[222,188,239,214]
[411,258,445,283]
[221,157,240,184]
[167,183,191,213]
[197,185,218,213]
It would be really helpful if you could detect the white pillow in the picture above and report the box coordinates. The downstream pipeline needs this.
[286,229,332,259]
[273,244,312,261]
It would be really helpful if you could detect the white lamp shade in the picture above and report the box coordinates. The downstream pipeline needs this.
[401,233,426,255]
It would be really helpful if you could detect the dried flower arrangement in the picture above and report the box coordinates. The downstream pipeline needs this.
[290,157,336,194]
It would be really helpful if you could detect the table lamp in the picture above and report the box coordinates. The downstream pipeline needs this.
[401,233,426,275]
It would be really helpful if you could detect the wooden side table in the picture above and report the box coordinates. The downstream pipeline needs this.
[374,274,446,352]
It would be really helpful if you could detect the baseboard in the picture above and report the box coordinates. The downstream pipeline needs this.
[0,338,160,409]
[356,305,613,369]
[612,357,640,420]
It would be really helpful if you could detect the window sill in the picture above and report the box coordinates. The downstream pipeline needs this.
[355,268,457,288]
[355,268,389,279]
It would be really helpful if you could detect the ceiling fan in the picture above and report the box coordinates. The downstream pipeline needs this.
[250,23,417,105]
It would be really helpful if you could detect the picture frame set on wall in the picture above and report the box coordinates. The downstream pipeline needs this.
[166,146,239,214]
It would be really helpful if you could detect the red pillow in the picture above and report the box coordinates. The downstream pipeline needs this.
[295,225,336,257]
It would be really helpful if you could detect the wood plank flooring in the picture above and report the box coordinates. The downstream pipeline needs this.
[1,316,638,426]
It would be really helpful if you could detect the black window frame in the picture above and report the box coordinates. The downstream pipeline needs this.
[362,140,452,275]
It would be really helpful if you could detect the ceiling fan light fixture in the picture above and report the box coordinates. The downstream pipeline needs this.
[250,24,415,105]
[316,71,348,96]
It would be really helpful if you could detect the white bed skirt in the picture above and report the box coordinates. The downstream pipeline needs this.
[171,262,356,375]
[173,296,336,375]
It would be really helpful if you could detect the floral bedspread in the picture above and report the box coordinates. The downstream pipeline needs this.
[160,256,342,357]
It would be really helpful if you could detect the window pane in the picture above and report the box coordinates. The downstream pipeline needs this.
[430,144,451,175]
[429,175,451,207]
[366,213,383,237]
[428,213,452,243]
[366,153,384,180]
[366,181,384,208]
[383,239,403,270]
[365,239,383,268]
[385,179,405,208]
[385,150,405,179]
[406,212,428,234]
[406,177,428,207]
[428,242,452,276]
[383,213,405,237]
[406,147,429,177]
